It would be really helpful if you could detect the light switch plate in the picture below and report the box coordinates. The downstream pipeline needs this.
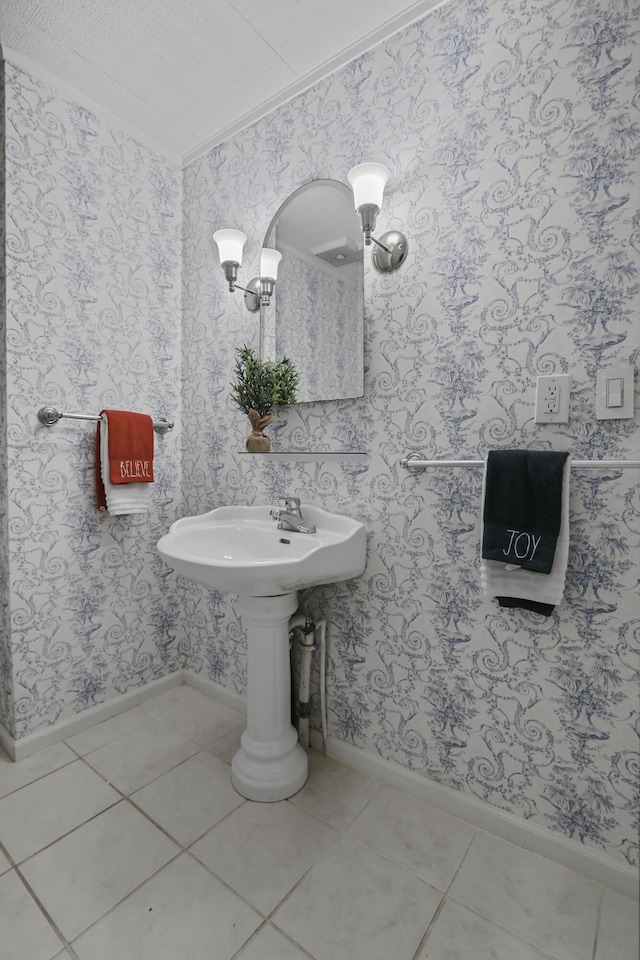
[596,365,635,420]
[535,374,570,423]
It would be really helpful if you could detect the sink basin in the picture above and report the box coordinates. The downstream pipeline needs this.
[157,503,366,596]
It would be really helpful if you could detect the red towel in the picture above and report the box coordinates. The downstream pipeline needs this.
[95,410,154,511]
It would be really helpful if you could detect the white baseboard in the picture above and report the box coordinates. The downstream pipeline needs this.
[182,670,246,713]
[324,737,639,900]
[1,672,183,761]
[0,670,245,763]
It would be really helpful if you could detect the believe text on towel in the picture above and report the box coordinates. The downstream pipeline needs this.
[119,459,152,479]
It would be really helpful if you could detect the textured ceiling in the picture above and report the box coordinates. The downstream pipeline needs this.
[0,0,441,164]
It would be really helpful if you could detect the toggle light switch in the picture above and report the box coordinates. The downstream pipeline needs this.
[596,365,635,420]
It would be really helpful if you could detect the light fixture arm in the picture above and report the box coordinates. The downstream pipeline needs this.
[232,281,255,296]
[367,233,393,254]
[239,278,262,312]
[221,273,272,312]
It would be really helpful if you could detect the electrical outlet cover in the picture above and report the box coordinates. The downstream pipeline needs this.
[535,375,570,424]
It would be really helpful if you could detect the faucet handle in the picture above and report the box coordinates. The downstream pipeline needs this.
[279,496,301,511]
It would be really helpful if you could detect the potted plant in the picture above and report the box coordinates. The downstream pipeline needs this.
[230,345,300,451]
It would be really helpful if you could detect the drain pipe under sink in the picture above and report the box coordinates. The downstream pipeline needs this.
[289,611,328,751]
[289,608,327,751]
[297,620,316,750]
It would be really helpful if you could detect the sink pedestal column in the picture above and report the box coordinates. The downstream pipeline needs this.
[232,592,308,802]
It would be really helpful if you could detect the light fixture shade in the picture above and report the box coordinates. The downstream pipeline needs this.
[347,162,390,212]
[260,247,282,281]
[213,229,247,265]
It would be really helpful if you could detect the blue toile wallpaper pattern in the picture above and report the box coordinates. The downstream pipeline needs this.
[2,61,183,738]
[181,0,639,868]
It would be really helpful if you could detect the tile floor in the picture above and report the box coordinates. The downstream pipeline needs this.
[0,684,638,960]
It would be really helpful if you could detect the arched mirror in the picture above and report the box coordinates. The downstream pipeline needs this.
[261,180,364,404]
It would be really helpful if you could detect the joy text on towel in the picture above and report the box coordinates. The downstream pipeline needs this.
[503,529,542,562]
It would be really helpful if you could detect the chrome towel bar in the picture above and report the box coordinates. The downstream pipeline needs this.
[37,406,174,435]
[401,453,640,474]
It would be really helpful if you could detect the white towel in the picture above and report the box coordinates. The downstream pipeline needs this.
[100,414,151,515]
[481,456,571,610]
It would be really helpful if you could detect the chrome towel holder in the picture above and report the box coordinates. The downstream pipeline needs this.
[37,406,174,435]
[401,453,640,473]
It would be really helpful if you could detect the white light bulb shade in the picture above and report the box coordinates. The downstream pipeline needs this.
[213,229,247,265]
[347,162,390,212]
[260,247,282,281]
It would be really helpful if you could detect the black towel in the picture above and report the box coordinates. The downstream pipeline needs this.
[482,450,569,574]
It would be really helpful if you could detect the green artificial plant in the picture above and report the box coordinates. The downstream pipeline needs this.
[230,345,300,418]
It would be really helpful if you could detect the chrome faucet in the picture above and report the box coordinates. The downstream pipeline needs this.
[270,496,316,534]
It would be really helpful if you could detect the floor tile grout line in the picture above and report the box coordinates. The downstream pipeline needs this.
[76,732,203,796]
[407,828,480,960]
[11,861,81,960]
[0,751,77,801]
[6,737,198,868]
[9,796,123,869]
[61,708,159,758]
[127,782,248,850]
[227,920,271,960]
[13,726,264,949]
[65,847,186,948]
[216,772,474,935]
[443,827,477,893]
[262,825,346,921]
[175,798,350,928]
[288,768,385,832]
[8,737,264,940]
[0,838,17,870]
[444,830,605,960]
[591,885,605,960]
[410,893,448,960]
[8,752,198,869]
[444,893,591,960]
[229,919,318,960]
[183,845,272,918]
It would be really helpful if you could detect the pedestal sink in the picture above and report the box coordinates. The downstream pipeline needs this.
[157,503,366,801]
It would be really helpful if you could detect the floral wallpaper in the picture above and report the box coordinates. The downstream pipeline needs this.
[181,0,639,869]
[2,61,182,739]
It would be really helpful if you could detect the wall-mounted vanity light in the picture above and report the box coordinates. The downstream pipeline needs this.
[347,162,408,273]
[213,229,282,312]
